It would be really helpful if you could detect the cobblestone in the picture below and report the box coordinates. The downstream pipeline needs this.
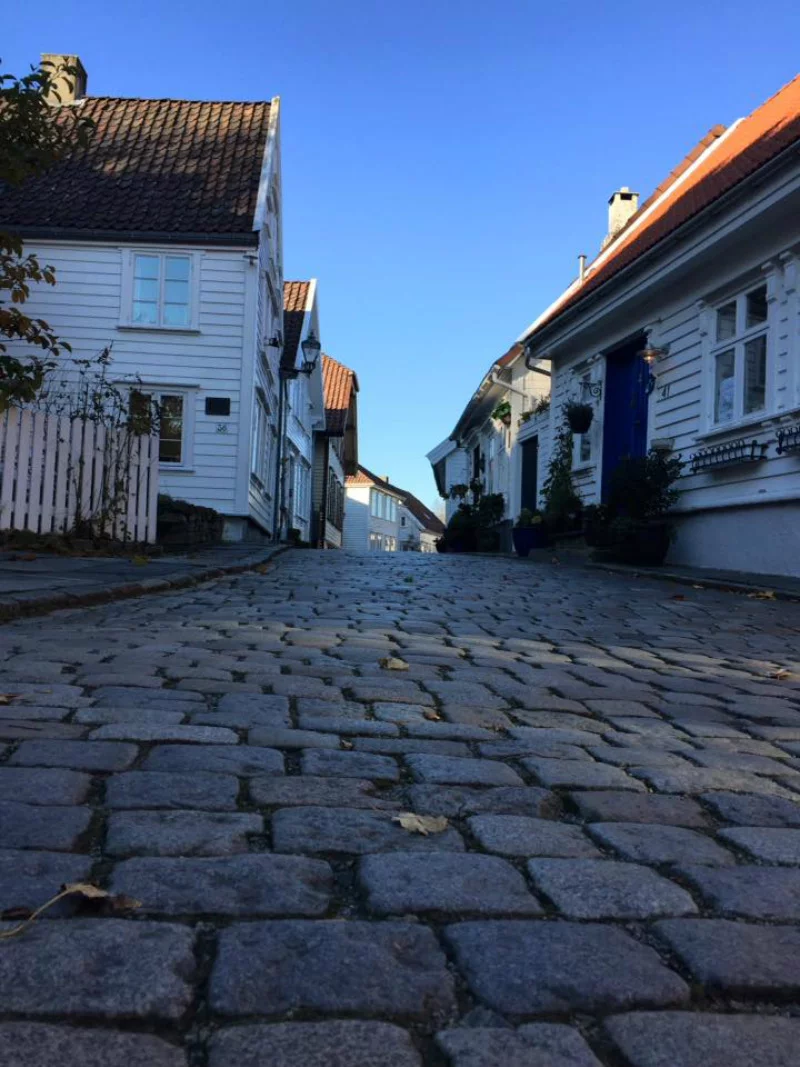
[111,854,332,915]
[359,852,542,915]
[106,810,262,856]
[4,550,800,1059]
[208,1022,421,1067]
[211,920,456,1018]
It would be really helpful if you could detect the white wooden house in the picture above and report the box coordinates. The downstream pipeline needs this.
[398,494,445,552]
[313,354,359,548]
[518,75,800,577]
[280,281,325,542]
[344,466,404,551]
[0,53,285,541]
[427,343,551,538]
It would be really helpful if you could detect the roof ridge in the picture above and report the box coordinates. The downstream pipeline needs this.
[83,95,274,106]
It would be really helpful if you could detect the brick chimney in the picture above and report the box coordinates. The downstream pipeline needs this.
[41,53,87,105]
[605,187,639,244]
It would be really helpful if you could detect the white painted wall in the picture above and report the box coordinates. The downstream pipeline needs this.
[343,485,370,551]
[530,156,800,576]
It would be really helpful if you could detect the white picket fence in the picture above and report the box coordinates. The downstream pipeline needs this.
[0,409,159,543]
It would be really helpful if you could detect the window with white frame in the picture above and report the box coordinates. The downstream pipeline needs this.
[127,253,195,328]
[369,532,382,551]
[131,389,191,466]
[578,374,592,463]
[710,283,769,426]
[251,396,272,486]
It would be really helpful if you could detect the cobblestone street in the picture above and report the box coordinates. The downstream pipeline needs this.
[1,549,800,1065]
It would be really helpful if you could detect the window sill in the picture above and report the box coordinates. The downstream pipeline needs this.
[695,408,799,442]
[160,464,194,474]
[118,324,201,335]
[572,461,596,474]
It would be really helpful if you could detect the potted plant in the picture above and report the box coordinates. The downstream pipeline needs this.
[563,400,594,434]
[596,449,683,565]
[512,508,548,556]
[491,399,512,426]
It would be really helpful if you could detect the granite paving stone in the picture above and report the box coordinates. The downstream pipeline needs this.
[409,785,560,818]
[435,1025,603,1067]
[142,743,284,776]
[298,715,400,736]
[604,1012,800,1067]
[359,853,543,915]
[0,1024,188,1067]
[0,801,90,850]
[111,854,332,915]
[105,771,239,810]
[406,755,525,786]
[522,758,646,791]
[527,858,697,918]
[632,766,796,796]
[588,822,735,865]
[701,792,800,826]
[677,864,800,919]
[211,920,456,1018]
[300,749,400,781]
[570,791,711,826]
[0,767,91,806]
[0,920,195,1018]
[106,810,262,856]
[271,806,464,854]
[444,921,689,1014]
[208,1021,422,1067]
[248,726,340,749]
[250,775,400,809]
[92,686,202,706]
[718,826,800,864]
[0,850,92,913]
[74,707,187,725]
[354,736,471,757]
[656,919,800,996]
[88,723,239,744]
[8,740,138,772]
[468,815,600,857]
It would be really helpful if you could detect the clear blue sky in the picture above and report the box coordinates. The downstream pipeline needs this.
[6,2,800,508]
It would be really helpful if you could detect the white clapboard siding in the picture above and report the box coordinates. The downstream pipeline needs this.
[0,411,158,543]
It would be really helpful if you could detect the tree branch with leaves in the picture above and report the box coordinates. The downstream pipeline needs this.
[0,57,94,411]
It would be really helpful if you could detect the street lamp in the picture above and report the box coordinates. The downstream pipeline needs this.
[300,330,321,375]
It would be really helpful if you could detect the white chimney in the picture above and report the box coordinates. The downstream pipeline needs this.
[606,187,639,243]
[41,53,87,105]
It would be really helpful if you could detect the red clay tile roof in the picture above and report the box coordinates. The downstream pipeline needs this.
[282,280,312,372]
[0,96,273,240]
[322,353,358,435]
[345,465,445,534]
[526,76,800,340]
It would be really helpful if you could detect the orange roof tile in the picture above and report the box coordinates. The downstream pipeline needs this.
[322,353,359,435]
[527,75,800,340]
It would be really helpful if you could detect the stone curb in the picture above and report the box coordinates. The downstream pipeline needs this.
[0,545,292,623]
[585,561,800,603]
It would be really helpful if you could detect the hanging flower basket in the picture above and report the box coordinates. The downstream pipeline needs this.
[491,399,512,426]
[564,401,594,434]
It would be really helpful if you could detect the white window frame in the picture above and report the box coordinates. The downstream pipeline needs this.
[250,393,272,490]
[572,372,596,470]
[120,250,202,331]
[132,386,195,470]
[701,274,776,435]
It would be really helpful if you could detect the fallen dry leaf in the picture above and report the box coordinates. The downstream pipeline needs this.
[0,694,19,706]
[340,739,354,750]
[255,564,271,575]
[379,657,409,671]
[392,813,449,836]
[669,594,686,601]
[423,709,441,721]
[1,906,33,921]
[130,555,150,566]
[692,584,703,589]
[0,882,140,941]
[748,590,776,600]
[769,669,792,681]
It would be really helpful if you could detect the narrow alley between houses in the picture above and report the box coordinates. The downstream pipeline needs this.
[1,550,800,1066]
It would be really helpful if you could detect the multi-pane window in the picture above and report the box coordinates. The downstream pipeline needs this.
[251,398,272,486]
[132,254,192,327]
[711,284,769,425]
[131,390,188,465]
[369,533,382,551]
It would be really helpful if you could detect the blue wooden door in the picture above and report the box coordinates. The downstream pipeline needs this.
[602,339,649,499]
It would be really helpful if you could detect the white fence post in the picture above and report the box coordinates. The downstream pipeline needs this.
[0,412,159,542]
